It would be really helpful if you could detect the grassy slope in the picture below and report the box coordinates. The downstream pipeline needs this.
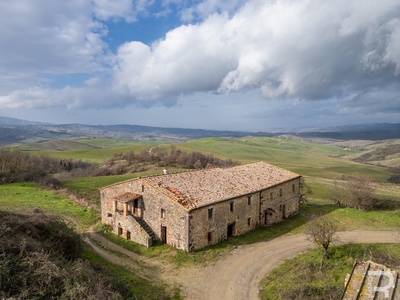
[0,183,97,231]
[27,136,392,179]
[177,137,390,180]
[2,137,400,298]
[23,138,166,163]
[54,136,400,207]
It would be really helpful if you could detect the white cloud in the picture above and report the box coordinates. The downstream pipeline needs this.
[113,0,400,107]
[0,0,110,95]
[113,13,236,100]
[0,0,399,130]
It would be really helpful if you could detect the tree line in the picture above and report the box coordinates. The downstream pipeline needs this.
[97,145,239,176]
[0,149,94,186]
[0,146,239,183]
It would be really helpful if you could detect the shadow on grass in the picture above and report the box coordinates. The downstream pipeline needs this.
[97,204,339,267]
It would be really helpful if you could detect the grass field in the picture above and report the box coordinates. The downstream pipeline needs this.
[24,136,394,181]
[2,135,399,299]
[0,183,98,231]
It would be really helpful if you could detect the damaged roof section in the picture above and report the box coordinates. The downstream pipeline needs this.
[144,161,300,210]
[342,260,400,299]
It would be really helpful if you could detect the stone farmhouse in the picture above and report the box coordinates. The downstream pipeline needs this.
[100,161,301,251]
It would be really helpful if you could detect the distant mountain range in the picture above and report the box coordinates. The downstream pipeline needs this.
[0,115,399,145]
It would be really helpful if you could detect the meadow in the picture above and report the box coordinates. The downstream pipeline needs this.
[2,136,400,298]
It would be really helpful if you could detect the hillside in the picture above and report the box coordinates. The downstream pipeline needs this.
[1,116,400,145]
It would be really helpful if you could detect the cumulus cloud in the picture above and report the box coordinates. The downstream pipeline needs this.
[0,0,399,129]
[113,0,400,107]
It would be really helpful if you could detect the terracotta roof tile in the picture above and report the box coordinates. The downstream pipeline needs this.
[144,161,300,209]
[113,192,142,203]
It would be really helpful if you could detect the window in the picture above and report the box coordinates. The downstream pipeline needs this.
[279,189,282,197]
[207,232,213,244]
[292,184,295,192]
[208,208,213,220]
[247,196,252,205]
[107,213,112,217]
[247,217,251,226]
[230,202,234,212]
[117,227,122,236]
[270,192,273,200]
[161,209,165,218]
[141,184,144,192]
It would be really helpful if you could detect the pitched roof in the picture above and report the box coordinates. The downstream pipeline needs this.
[143,161,300,210]
[342,260,400,299]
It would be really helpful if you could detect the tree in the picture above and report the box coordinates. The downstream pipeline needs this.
[299,177,312,203]
[306,214,339,260]
[331,176,377,210]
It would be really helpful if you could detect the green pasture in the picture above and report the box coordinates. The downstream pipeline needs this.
[304,176,400,203]
[25,136,393,181]
[26,138,164,163]
[0,183,98,231]
[177,137,390,181]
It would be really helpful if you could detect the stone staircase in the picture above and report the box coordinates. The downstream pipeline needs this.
[133,215,157,240]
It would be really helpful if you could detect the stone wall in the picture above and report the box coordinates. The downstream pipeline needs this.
[259,178,301,225]
[189,193,259,250]
[188,177,301,250]
[100,176,301,252]
[100,178,190,251]
[141,181,190,251]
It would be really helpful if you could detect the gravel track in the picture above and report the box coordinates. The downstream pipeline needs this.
[83,230,399,300]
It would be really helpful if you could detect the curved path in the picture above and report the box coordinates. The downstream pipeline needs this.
[84,230,399,300]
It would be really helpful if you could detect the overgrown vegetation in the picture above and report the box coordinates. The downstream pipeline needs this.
[0,210,123,300]
[260,243,400,300]
[96,145,239,176]
[0,149,94,186]
[331,176,377,210]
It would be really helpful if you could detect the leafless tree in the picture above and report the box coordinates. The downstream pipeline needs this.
[299,177,312,203]
[306,214,340,260]
[331,176,377,210]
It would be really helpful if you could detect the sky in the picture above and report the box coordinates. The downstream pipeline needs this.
[0,0,399,132]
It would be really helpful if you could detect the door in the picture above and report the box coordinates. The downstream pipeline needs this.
[133,199,139,215]
[161,226,167,244]
[282,204,286,218]
[227,222,235,237]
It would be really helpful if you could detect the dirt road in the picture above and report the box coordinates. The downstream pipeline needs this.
[84,230,399,300]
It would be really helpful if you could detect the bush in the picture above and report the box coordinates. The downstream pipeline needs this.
[0,210,122,300]
[332,176,378,210]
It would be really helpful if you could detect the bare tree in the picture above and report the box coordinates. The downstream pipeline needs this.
[331,176,377,210]
[300,177,312,203]
[306,214,340,260]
